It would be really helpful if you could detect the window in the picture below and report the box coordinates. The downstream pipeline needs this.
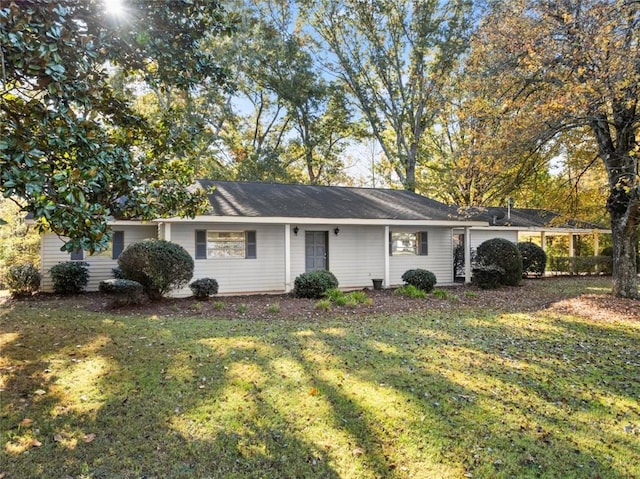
[195,230,256,259]
[72,231,125,260]
[390,231,428,256]
[70,249,84,261]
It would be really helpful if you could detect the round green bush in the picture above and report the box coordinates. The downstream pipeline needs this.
[4,263,41,297]
[401,269,437,292]
[50,261,89,294]
[190,278,219,300]
[294,270,339,299]
[117,239,194,300]
[472,264,504,289]
[517,242,547,277]
[99,279,145,307]
[475,238,522,287]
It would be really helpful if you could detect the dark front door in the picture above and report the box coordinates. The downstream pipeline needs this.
[305,231,328,272]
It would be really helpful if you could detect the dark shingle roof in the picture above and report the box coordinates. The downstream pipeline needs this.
[456,206,607,230]
[196,180,464,221]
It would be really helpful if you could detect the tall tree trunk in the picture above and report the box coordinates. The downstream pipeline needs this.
[609,211,638,298]
[592,113,639,299]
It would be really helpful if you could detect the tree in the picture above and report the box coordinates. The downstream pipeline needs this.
[302,0,473,191]
[0,0,234,252]
[207,0,362,185]
[472,0,639,298]
[420,74,558,206]
[0,197,41,280]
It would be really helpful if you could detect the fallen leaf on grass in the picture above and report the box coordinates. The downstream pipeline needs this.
[309,388,319,396]
[83,433,96,443]
[33,389,46,396]
[20,418,33,427]
[30,439,42,448]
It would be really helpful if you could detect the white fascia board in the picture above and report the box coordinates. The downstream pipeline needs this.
[459,226,611,234]
[25,218,149,226]
[155,216,488,228]
[108,220,151,226]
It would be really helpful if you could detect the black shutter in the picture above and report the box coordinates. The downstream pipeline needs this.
[419,231,428,256]
[389,231,393,256]
[245,231,257,259]
[70,249,84,261]
[112,231,125,259]
[195,230,207,259]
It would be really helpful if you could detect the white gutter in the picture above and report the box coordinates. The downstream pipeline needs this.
[155,216,488,228]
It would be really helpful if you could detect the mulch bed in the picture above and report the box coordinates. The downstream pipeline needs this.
[5,277,638,322]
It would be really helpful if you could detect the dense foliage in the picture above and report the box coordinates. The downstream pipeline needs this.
[518,242,547,277]
[98,278,145,307]
[470,0,639,297]
[190,278,219,300]
[50,261,89,295]
[3,263,40,297]
[471,264,505,290]
[401,269,437,293]
[117,240,194,300]
[0,0,233,252]
[0,199,40,283]
[475,238,522,287]
[294,270,339,299]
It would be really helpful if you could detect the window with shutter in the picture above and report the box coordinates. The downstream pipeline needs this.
[195,230,207,259]
[112,231,125,259]
[245,231,257,259]
[418,231,428,256]
[197,230,257,259]
[70,249,84,261]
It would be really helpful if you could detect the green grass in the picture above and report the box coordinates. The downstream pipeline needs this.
[323,289,372,307]
[432,288,458,301]
[1,278,639,479]
[266,303,281,314]
[394,284,427,298]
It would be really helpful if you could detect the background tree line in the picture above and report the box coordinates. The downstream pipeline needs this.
[1,0,637,297]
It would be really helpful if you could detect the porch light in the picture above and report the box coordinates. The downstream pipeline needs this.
[334,227,340,236]
[293,226,299,235]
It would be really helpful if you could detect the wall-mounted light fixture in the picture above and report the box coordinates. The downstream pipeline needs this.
[334,227,340,236]
[293,226,299,236]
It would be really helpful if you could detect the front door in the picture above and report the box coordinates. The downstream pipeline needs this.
[305,231,328,272]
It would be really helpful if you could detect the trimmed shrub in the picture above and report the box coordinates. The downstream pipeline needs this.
[112,267,125,279]
[475,238,522,286]
[190,278,219,300]
[549,256,613,275]
[99,279,145,307]
[4,263,40,297]
[599,246,640,272]
[401,269,437,292]
[117,239,193,300]
[294,270,339,299]
[50,261,89,294]
[472,264,504,289]
[518,242,547,277]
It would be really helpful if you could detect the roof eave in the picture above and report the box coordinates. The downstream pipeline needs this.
[155,216,488,227]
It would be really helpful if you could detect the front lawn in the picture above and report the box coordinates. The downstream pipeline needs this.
[1,278,639,478]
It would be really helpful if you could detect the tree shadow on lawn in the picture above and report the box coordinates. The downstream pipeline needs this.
[1,297,639,478]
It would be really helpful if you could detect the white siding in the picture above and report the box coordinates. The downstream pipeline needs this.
[389,227,454,286]
[468,229,518,250]
[289,225,386,290]
[40,225,158,292]
[170,223,286,297]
